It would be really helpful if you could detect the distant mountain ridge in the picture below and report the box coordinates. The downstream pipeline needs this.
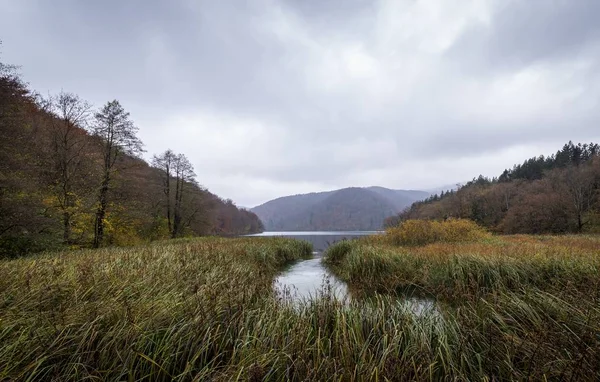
[251,187,428,231]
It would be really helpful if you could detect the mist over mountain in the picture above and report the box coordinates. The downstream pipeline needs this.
[251,187,428,231]
[424,183,464,196]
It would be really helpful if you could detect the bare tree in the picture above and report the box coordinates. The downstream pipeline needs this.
[45,91,91,244]
[151,149,177,235]
[561,165,597,232]
[172,153,196,238]
[91,100,144,248]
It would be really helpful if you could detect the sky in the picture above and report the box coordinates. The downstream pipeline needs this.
[1,0,599,207]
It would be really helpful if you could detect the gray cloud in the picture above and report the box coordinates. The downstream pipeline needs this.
[1,0,599,206]
[449,0,600,72]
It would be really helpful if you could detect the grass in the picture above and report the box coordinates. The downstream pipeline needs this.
[0,237,314,381]
[323,221,600,380]
[1,228,599,380]
[325,233,600,302]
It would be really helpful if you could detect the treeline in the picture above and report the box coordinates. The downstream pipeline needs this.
[387,141,600,234]
[0,50,263,257]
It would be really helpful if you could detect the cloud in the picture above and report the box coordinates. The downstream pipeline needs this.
[1,0,599,206]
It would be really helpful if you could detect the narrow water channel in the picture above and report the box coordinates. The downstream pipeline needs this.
[248,232,436,316]
[247,231,373,302]
[274,251,348,302]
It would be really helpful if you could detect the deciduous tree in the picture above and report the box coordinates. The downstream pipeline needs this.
[91,100,144,248]
[172,154,196,237]
[151,149,177,235]
[45,91,91,244]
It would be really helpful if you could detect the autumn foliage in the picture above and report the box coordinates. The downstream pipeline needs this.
[0,48,263,257]
[384,219,489,246]
[389,142,600,234]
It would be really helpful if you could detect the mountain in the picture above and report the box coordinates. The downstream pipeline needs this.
[251,187,429,231]
[365,187,430,211]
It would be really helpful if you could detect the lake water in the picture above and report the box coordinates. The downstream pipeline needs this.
[249,232,437,316]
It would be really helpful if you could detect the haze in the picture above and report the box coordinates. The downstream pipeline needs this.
[1,0,599,207]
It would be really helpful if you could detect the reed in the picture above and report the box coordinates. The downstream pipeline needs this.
[1,233,599,380]
[322,226,600,380]
[325,226,600,302]
[382,219,491,246]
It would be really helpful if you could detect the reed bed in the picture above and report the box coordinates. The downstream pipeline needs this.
[323,221,600,380]
[1,232,599,380]
[325,231,600,302]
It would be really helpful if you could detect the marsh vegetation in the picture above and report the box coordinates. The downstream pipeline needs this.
[1,223,599,380]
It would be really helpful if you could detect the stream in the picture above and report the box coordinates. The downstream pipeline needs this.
[249,231,437,315]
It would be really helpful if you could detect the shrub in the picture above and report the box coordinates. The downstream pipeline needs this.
[386,219,489,246]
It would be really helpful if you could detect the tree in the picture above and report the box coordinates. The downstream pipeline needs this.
[151,151,198,238]
[0,47,55,255]
[560,165,597,231]
[91,100,144,248]
[45,91,91,244]
[151,149,177,235]
[172,154,196,237]
[1,49,264,256]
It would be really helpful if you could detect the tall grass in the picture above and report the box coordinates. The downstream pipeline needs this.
[326,223,600,302]
[0,237,313,381]
[322,225,600,380]
[383,219,490,246]
[1,234,599,380]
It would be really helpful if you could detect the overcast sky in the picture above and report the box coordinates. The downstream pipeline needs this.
[1,0,599,207]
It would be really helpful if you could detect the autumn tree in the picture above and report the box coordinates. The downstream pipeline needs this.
[560,164,598,231]
[393,141,600,233]
[151,149,177,235]
[1,48,263,256]
[0,47,57,256]
[44,91,91,244]
[172,154,196,237]
[91,100,144,248]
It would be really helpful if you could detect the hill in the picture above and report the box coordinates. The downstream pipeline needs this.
[0,53,263,257]
[388,141,600,234]
[252,187,428,231]
[365,187,430,211]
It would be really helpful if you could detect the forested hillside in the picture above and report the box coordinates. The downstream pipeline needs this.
[0,52,263,257]
[388,142,600,234]
[252,187,427,231]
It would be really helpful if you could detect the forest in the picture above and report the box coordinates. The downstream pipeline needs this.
[0,52,263,258]
[388,141,600,234]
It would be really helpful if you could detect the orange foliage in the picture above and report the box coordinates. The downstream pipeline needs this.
[385,219,489,246]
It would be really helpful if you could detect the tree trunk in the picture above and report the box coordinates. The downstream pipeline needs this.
[93,175,109,248]
[172,172,183,238]
[166,174,172,235]
[63,211,71,244]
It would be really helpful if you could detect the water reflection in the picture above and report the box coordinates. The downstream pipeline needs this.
[274,253,348,302]
[250,231,437,316]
